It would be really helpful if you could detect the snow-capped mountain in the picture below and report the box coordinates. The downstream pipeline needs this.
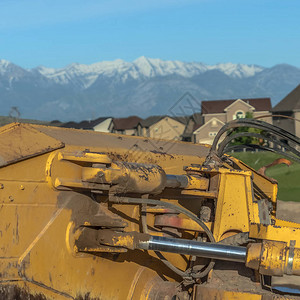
[32,56,264,89]
[0,59,10,74]
[0,57,299,121]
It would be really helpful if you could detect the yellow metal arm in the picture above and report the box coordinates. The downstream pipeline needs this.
[246,240,300,276]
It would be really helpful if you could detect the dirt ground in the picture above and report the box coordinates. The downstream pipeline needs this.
[272,200,300,296]
[277,200,300,223]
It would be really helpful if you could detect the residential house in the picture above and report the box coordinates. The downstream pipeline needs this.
[49,120,63,127]
[193,98,272,144]
[138,115,188,140]
[181,113,204,142]
[60,117,113,132]
[272,84,300,137]
[93,118,113,132]
[111,116,142,135]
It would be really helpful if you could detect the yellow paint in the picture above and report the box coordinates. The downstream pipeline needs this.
[259,240,287,276]
[213,170,253,241]
[185,175,209,190]
[246,241,300,276]
[0,123,299,299]
[249,223,300,247]
[112,234,135,249]
[58,151,112,164]
[65,221,75,255]
[292,247,300,276]
[126,267,145,300]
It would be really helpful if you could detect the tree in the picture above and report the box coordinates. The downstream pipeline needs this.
[229,112,266,147]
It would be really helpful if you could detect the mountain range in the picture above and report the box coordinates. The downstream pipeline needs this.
[0,56,300,122]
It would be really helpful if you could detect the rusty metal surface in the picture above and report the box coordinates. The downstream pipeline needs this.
[0,123,64,168]
[0,284,104,300]
[104,161,167,194]
[0,285,47,300]
[154,214,211,232]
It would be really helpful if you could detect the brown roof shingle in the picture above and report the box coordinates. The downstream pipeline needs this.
[181,114,204,138]
[272,84,300,112]
[113,116,142,130]
[140,115,166,127]
[201,98,271,114]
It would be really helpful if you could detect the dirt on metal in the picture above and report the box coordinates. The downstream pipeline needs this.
[206,200,300,298]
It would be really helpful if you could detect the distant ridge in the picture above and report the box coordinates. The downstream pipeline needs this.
[33,56,265,88]
[0,57,299,121]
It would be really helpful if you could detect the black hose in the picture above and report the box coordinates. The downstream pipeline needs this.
[211,119,300,154]
[110,196,216,279]
[140,203,187,278]
[205,119,300,167]
[111,197,215,242]
[218,132,300,160]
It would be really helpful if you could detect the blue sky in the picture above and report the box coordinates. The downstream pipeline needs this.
[0,0,299,68]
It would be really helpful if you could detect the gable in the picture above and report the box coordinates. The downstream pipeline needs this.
[140,115,166,127]
[202,98,271,114]
[273,84,300,112]
[224,99,255,112]
[193,117,225,135]
[148,116,183,129]
[93,118,113,132]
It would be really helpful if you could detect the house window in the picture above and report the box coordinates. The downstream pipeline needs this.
[233,111,245,120]
[209,132,217,137]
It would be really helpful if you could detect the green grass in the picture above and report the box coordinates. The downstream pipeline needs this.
[230,152,300,202]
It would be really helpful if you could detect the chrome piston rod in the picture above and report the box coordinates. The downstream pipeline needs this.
[138,236,247,263]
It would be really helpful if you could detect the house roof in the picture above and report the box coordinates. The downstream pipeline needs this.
[191,113,203,125]
[113,116,142,130]
[61,117,111,130]
[272,84,300,112]
[173,116,190,125]
[49,120,63,126]
[181,114,204,138]
[140,115,167,127]
[193,122,203,132]
[193,117,225,135]
[201,98,271,114]
[140,115,189,127]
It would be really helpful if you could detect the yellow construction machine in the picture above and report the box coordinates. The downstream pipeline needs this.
[0,119,300,299]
